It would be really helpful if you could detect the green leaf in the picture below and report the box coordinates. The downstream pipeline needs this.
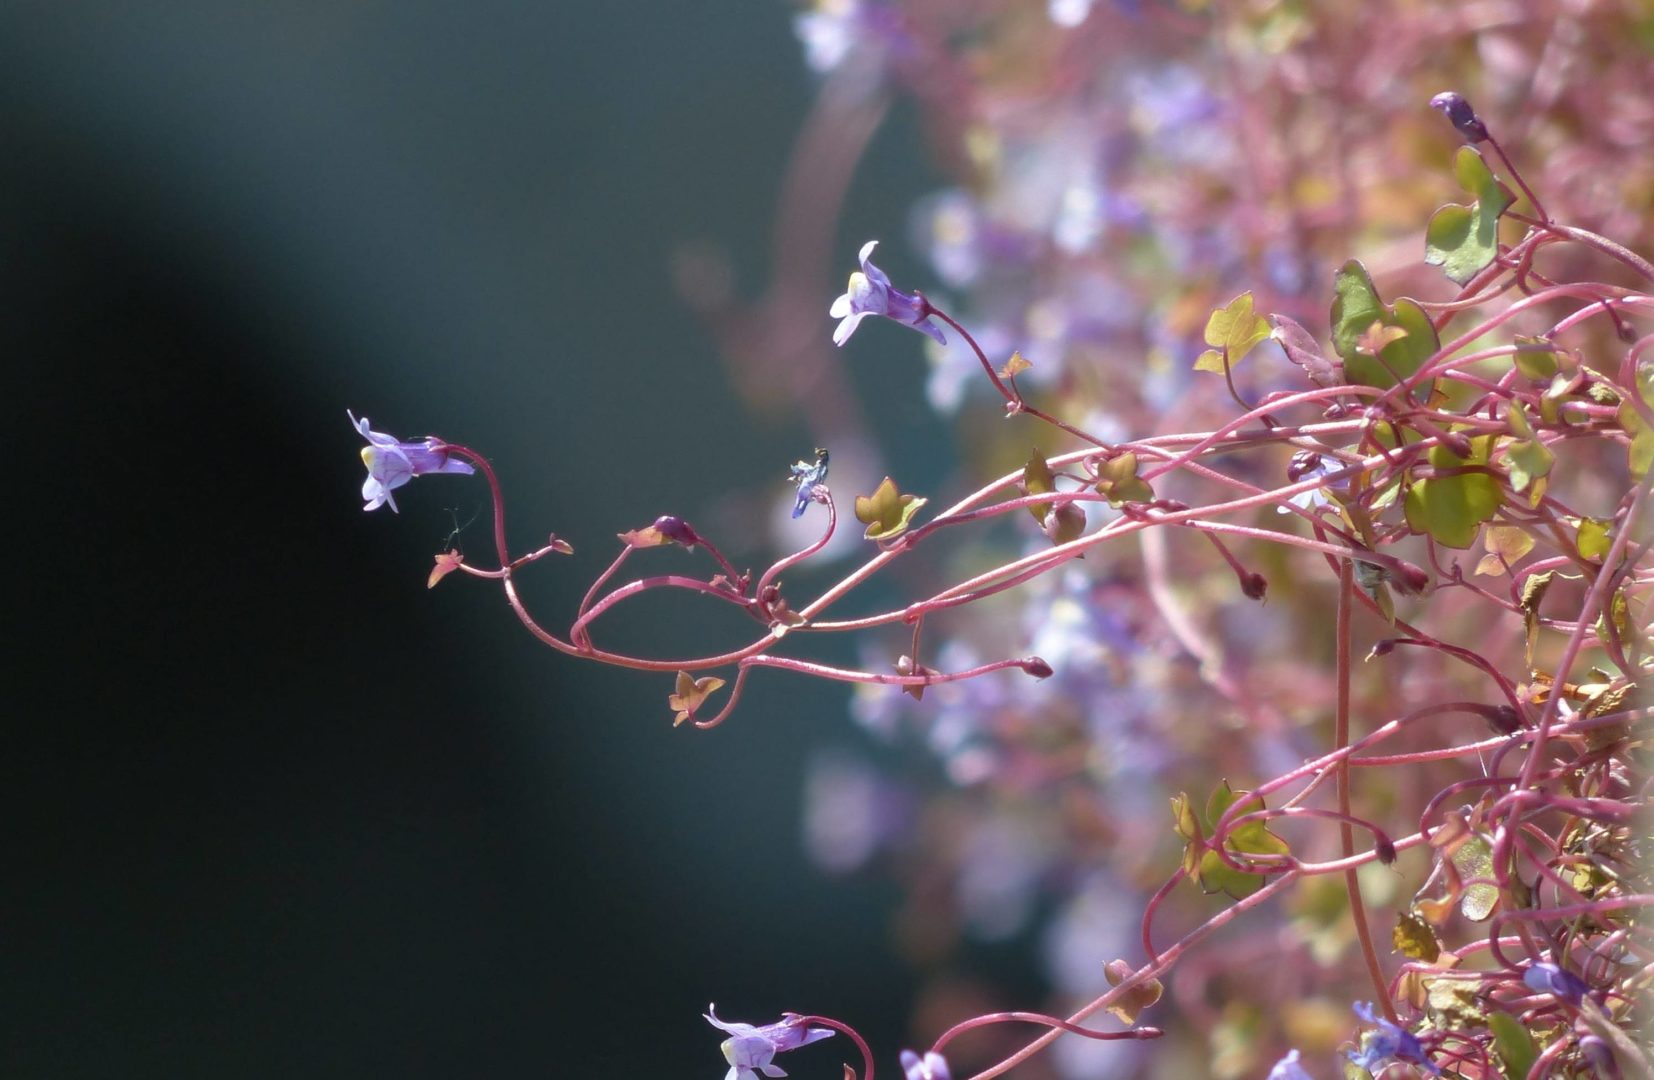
[1513,335,1558,381]
[1095,452,1154,506]
[1577,516,1613,561]
[1504,437,1553,494]
[1488,1011,1538,1080]
[1194,291,1271,374]
[1023,449,1056,524]
[1404,436,1501,548]
[1330,261,1440,390]
[854,477,928,542]
[1181,780,1291,900]
[1424,146,1515,285]
[999,350,1033,378]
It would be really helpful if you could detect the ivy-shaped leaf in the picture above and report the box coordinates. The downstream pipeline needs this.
[854,477,928,542]
[1392,911,1442,962]
[1474,525,1534,577]
[1194,291,1272,374]
[667,670,726,727]
[1095,452,1154,506]
[1424,146,1515,284]
[1022,449,1057,524]
[1404,435,1501,549]
[999,350,1033,378]
[1619,366,1654,478]
[1576,516,1613,562]
[1172,781,1290,899]
[1500,404,1553,499]
[1330,260,1440,391]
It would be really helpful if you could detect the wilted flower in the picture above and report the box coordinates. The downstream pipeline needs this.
[704,1005,833,1080]
[789,448,831,518]
[1347,1002,1441,1076]
[1267,1048,1312,1080]
[830,240,946,347]
[900,1049,953,1080]
[1523,962,1588,1006]
[349,411,474,513]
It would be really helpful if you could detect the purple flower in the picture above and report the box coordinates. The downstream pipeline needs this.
[1347,1002,1441,1076]
[1523,962,1588,1006]
[704,1005,834,1080]
[1267,1049,1312,1080]
[788,449,830,518]
[830,241,946,347]
[349,411,474,513]
[900,1049,953,1080]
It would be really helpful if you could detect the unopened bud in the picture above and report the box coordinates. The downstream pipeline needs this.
[1021,656,1054,679]
[1429,92,1490,143]
[651,515,702,548]
[1287,450,1323,483]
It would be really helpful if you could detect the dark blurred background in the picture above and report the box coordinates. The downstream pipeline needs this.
[3,4,961,1076]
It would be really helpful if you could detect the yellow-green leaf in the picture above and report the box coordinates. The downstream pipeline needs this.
[999,350,1033,378]
[1023,449,1056,524]
[668,670,726,726]
[854,477,928,542]
[1392,911,1442,962]
[1424,146,1515,285]
[1489,1011,1538,1080]
[1095,452,1154,506]
[1194,291,1271,374]
[1404,435,1501,548]
[1577,517,1613,561]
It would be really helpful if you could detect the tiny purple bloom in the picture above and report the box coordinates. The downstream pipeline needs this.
[1267,1049,1312,1080]
[789,449,830,518]
[1523,962,1588,1006]
[1347,1002,1441,1076]
[830,240,946,347]
[349,411,475,513]
[705,1005,834,1080]
[900,1049,953,1080]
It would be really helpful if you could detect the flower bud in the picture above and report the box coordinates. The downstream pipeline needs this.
[1429,92,1489,143]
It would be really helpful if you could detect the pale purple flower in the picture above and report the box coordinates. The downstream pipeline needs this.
[1523,962,1588,1006]
[1048,0,1093,27]
[830,241,946,347]
[788,449,830,518]
[349,411,474,513]
[900,1049,953,1080]
[1347,1002,1441,1076]
[794,0,861,73]
[704,1005,834,1080]
[1278,452,1347,515]
[1267,1048,1312,1080]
